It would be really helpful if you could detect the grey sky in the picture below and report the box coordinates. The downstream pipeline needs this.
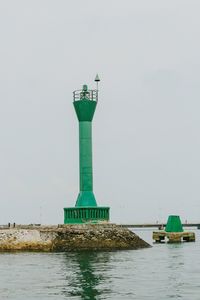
[0,1,200,224]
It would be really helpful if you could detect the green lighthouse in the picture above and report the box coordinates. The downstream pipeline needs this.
[64,76,110,224]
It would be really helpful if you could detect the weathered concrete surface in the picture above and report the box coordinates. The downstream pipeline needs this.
[153,230,195,243]
[0,224,150,251]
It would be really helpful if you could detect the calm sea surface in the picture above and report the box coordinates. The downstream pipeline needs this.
[0,229,199,300]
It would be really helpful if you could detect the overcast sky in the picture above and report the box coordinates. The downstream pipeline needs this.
[0,0,200,224]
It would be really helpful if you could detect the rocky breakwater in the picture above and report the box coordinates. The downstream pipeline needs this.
[0,224,150,251]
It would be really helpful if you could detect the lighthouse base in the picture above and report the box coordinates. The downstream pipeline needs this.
[64,207,110,224]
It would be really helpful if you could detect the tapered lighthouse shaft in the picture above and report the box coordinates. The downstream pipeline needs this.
[73,85,97,207]
[63,81,110,224]
[79,121,93,191]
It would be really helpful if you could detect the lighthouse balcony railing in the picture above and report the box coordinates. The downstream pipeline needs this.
[73,90,98,102]
[64,207,109,224]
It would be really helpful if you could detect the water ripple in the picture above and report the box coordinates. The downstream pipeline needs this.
[0,230,199,299]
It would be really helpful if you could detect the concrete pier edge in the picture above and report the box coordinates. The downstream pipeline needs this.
[0,224,150,251]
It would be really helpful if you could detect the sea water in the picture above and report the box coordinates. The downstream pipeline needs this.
[0,229,199,300]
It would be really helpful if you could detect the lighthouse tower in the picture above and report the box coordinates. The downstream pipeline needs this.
[64,76,110,224]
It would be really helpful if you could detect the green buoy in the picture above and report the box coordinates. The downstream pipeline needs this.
[63,76,110,224]
[165,215,183,232]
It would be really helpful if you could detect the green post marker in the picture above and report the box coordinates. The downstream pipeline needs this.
[165,215,183,232]
[64,76,110,224]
